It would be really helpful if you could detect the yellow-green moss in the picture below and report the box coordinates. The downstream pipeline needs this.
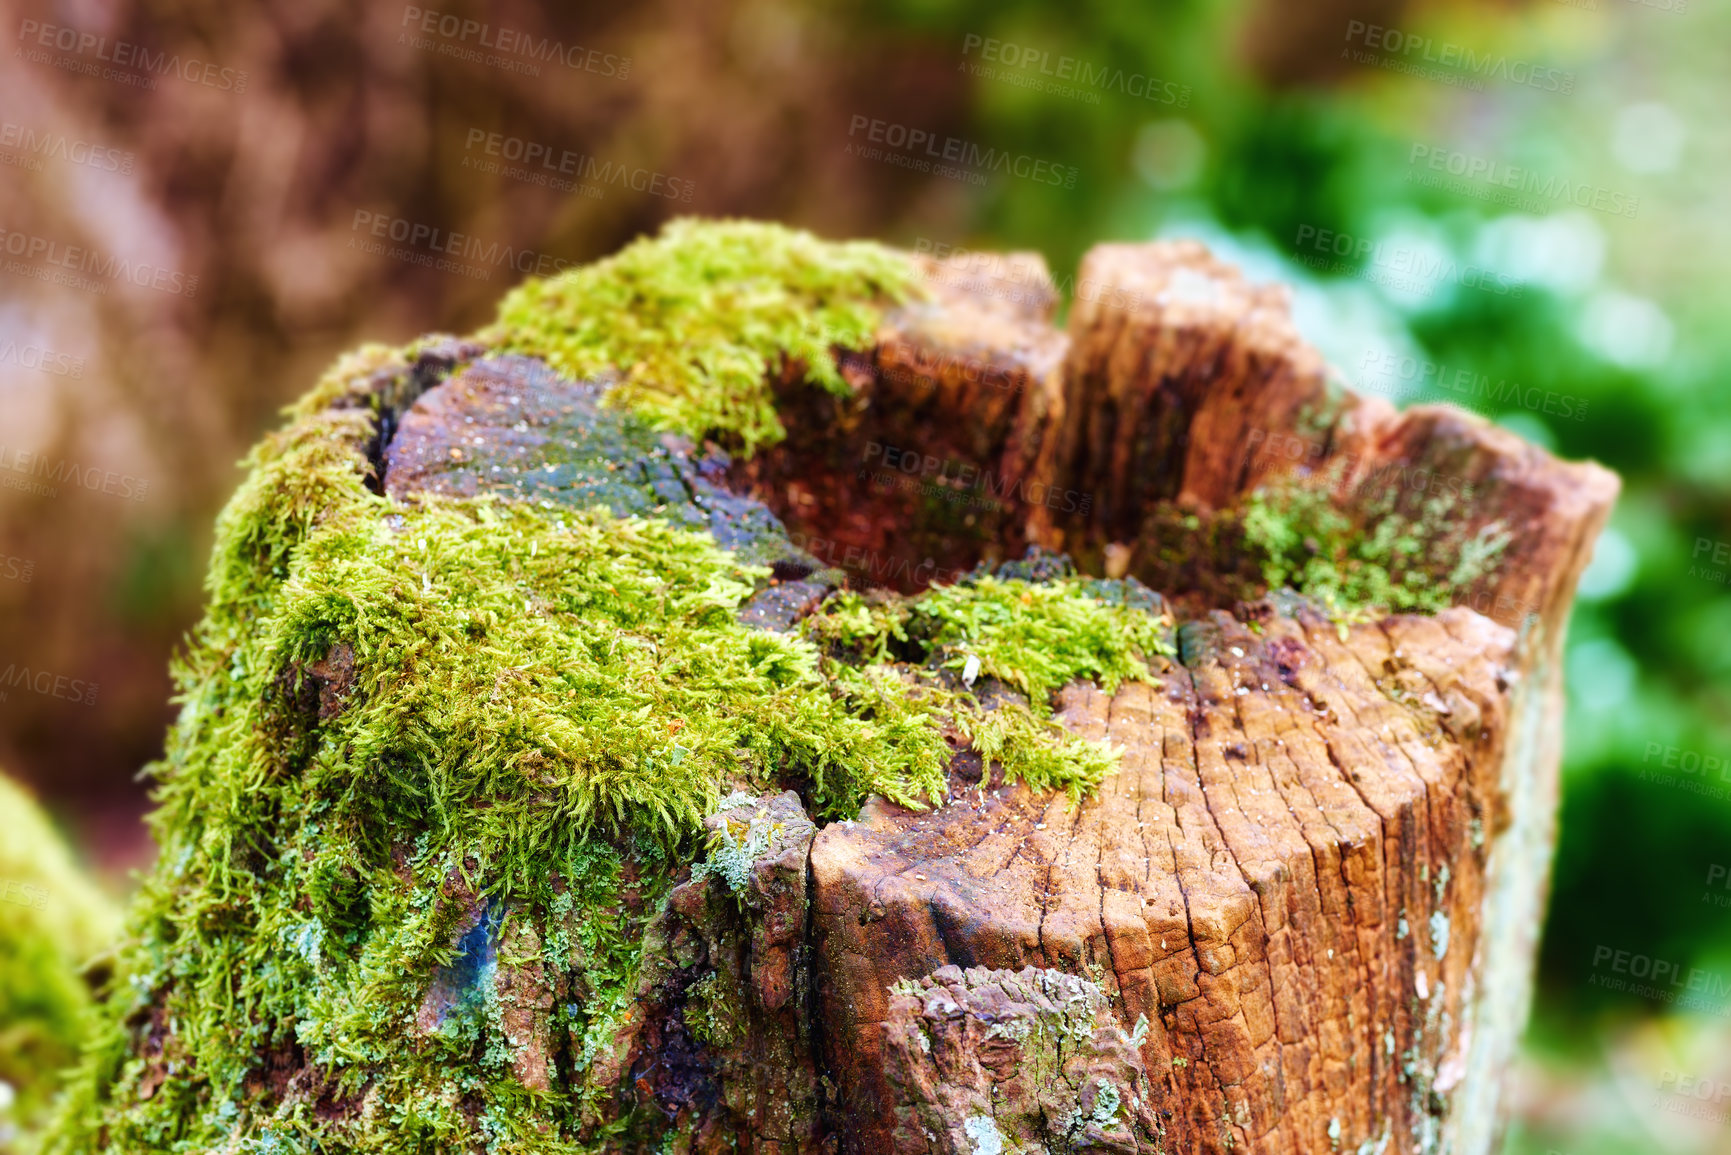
[0,771,120,1147]
[804,573,1176,799]
[1241,481,1510,620]
[42,222,1165,1154]
[485,218,924,453]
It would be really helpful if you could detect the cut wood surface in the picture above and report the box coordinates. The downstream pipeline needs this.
[48,225,1616,1155]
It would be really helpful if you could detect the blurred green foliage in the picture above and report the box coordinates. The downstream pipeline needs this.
[0,771,119,1143]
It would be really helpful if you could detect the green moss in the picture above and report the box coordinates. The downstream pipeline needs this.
[804,572,1176,799]
[681,971,742,1051]
[1241,480,1510,620]
[870,573,1174,707]
[49,486,1117,1148]
[44,222,1168,1153]
[486,218,923,453]
[0,771,120,1146]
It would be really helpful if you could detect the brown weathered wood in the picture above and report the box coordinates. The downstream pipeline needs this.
[812,607,1515,1152]
[749,241,1614,1152]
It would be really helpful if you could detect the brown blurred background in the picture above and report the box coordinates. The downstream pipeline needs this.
[0,0,1017,866]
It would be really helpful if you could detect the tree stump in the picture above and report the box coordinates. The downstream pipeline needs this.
[45,222,1615,1155]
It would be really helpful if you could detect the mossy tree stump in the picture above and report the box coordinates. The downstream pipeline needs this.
[46,222,1615,1155]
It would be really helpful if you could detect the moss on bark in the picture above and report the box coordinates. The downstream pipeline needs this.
[39,221,1171,1154]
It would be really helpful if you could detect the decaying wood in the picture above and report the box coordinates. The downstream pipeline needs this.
[372,240,1613,1152]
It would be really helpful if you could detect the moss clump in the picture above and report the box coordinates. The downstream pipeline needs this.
[261,490,1140,833]
[277,496,944,830]
[486,218,923,453]
[0,771,120,1147]
[1241,480,1510,619]
[1098,451,1515,624]
[804,570,1175,799]
[49,449,1126,1151]
[43,221,1166,1153]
